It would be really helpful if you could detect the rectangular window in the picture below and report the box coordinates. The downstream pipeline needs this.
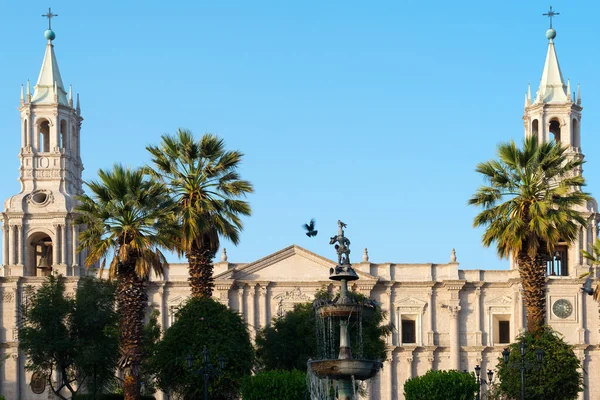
[499,320,510,344]
[401,319,416,344]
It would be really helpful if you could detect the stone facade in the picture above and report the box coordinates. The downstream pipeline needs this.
[1,25,600,400]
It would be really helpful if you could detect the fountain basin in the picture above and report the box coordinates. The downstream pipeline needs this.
[316,304,375,319]
[308,359,383,381]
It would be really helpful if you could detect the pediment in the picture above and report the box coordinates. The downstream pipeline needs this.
[485,296,512,307]
[395,296,427,309]
[215,245,378,283]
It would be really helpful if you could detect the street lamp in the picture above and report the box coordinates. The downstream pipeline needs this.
[187,345,226,400]
[474,365,494,400]
[502,340,544,400]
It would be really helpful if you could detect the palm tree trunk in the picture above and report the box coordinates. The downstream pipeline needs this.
[187,246,215,298]
[117,261,147,400]
[517,250,547,334]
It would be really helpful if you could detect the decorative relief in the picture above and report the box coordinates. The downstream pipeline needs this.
[25,189,55,207]
[273,287,312,317]
[485,296,512,308]
[3,291,15,303]
[24,169,61,179]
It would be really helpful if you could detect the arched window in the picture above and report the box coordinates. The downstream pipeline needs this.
[532,119,539,136]
[39,120,50,152]
[60,120,67,150]
[549,119,561,142]
[572,118,580,148]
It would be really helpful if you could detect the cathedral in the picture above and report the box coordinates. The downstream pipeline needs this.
[1,16,599,400]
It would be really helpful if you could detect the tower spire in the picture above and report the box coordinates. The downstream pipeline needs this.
[536,8,567,103]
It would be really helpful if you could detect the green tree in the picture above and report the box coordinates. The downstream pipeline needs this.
[76,164,178,400]
[241,370,308,400]
[150,297,254,399]
[146,129,253,298]
[255,290,392,371]
[19,276,119,399]
[582,238,600,300]
[494,327,583,400]
[469,135,590,333]
[403,370,478,400]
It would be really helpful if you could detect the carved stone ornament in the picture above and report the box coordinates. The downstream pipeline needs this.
[2,291,14,303]
[25,189,54,207]
[273,287,312,317]
[30,371,46,394]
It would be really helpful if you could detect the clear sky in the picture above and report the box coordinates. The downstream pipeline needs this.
[1,1,599,270]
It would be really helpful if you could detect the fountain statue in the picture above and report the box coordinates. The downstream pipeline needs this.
[308,221,383,400]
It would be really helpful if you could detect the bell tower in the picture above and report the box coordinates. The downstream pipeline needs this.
[518,18,599,276]
[1,19,84,277]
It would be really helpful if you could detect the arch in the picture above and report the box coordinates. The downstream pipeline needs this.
[549,119,561,143]
[27,231,54,277]
[59,119,67,150]
[532,119,539,136]
[38,119,50,152]
[572,118,580,148]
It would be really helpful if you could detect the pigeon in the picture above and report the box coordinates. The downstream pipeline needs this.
[303,218,318,237]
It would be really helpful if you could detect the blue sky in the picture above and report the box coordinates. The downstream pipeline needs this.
[1,1,599,270]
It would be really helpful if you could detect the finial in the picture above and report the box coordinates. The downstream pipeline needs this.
[567,79,571,101]
[20,85,24,104]
[42,8,58,41]
[450,248,457,263]
[524,92,529,108]
[26,80,31,101]
[577,84,581,104]
[68,85,73,106]
[527,83,531,102]
[76,93,80,112]
[362,248,369,263]
[543,6,559,40]
[220,248,228,262]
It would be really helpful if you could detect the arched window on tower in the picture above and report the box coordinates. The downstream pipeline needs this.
[39,120,50,152]
[59,120,67,150]
[532,119,539,136]
[572,118,580,148]
[549,119,561,143]
[546,244,569,276]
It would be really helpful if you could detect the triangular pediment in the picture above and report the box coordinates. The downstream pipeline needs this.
[215,245,378,283]
[396,297,427,308]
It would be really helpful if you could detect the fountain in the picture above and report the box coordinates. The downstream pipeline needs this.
[308,221,383,400]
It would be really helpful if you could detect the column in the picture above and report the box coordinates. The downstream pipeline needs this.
[60,224,66,265]
[578,288,586,344]
[427,288,434,345]
[381,347,394,400]
[474,285,482,345]
[237,284,245,319]
[259,283,269,328]
[448,305,461,370]
[18,225,24,266]
[158,288,166,337]
[577,350,585,400]
[8,225,15,266]
[384,284,393,345]
[582,225,589,265]
[72,224,79,266]
[2,224,8,267]
[248,284,257,336]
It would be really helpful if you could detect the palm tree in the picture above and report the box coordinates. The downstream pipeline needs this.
[469,135,590,333]
[146,129,253,298]
[76,164,178,400]
[582,238,600,300]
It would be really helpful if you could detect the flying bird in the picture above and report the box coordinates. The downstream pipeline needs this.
[303,219,318,237]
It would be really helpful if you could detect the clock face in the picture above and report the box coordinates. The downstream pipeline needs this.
[552,299,573,319]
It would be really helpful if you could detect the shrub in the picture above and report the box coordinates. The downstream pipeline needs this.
[404,370,478,400]
[494,326,583,400]
[241,370,308,400]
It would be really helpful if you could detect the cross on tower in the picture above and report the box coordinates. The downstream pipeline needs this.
[543,6,559,29]
[41,7,58,30]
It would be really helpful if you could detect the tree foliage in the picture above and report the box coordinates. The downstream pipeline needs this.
[403,370,478,400]
[494,326,583,400]
[469,135,590,332]
[149,297,254,399]
[146,129,253,298]
[241,370,308,400]
[77,164,179,400]
[255,289,392,371]
[19,276,119,399]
